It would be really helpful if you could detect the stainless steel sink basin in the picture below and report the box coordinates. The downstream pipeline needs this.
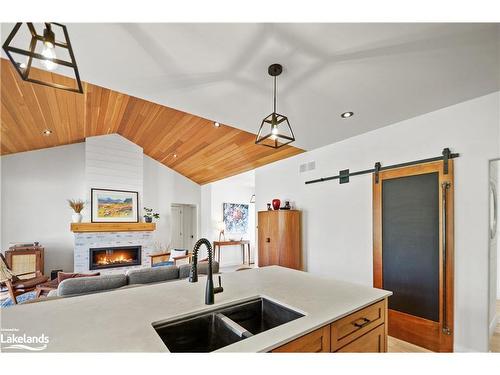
[152,297,304,352]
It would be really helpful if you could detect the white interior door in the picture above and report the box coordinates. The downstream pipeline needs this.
[182,205,196,250]
[171,205,183,249]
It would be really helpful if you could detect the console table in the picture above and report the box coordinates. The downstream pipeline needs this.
[213,240,251,266]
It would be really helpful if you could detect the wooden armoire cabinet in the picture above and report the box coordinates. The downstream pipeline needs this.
[258,210,302,270]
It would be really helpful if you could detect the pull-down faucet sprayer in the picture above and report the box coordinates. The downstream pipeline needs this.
[189,238,223,305]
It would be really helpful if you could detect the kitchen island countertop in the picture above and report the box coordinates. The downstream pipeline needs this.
[0,266,391,352]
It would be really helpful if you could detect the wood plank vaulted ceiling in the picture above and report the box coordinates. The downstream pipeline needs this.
[0,59,303,184]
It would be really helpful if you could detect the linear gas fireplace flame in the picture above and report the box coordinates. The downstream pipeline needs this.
[89,246,141,270]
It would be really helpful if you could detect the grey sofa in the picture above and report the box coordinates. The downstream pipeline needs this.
[48,262,219,298]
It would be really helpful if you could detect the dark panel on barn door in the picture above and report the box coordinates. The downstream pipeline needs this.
[382,172,440,322]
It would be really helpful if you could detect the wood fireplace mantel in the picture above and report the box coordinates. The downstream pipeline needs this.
[70,223,156,233]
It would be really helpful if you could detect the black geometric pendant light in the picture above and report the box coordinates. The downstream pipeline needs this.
[255,63,295,148]
[2,22,83,93]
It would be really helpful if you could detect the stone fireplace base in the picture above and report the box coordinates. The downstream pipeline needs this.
[74,231,153,274]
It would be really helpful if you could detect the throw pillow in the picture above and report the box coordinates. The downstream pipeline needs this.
[57,271,100,284]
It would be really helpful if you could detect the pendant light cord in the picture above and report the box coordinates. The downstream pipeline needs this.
[273,76,277,113]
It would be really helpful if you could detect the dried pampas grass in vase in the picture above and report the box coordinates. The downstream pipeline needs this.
[68,199,85,223]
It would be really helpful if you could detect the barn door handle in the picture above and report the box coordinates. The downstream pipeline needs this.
[266,238,271,243]
[441,181,452,335]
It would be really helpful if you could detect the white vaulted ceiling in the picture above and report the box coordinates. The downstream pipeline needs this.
[2,23,499,150]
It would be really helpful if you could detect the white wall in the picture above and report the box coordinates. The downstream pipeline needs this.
[497,165,500,301]
[489,160,499,338]
[143,155,201,251]
[201,171,256,266]
[1,143,86,273]
[255,92,500,352]
[497,82,500,302]
[1,136,201,274]
[85,134,143,221]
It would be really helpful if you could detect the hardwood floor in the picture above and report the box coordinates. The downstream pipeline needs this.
[387,336,432,353]
[490,300,500,352]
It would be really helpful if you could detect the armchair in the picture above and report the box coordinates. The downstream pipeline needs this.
[0,253,48,304]
[149,249,191,267]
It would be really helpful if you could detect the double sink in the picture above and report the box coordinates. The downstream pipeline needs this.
[152,297,304,352]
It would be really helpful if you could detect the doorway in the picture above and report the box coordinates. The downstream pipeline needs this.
[373,160,454,352]
[171,204,197,251]
[488,159,500,352]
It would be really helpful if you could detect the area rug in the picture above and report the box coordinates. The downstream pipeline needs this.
[0,291,38,308]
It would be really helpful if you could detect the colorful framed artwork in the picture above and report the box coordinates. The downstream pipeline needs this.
[223,203,249,234]
[91,188,139,223]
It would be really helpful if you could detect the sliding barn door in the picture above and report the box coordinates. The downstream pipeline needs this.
[373,160,454,352]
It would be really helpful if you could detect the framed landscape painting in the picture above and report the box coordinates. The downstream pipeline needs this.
[223,203,249,234]
[91,188,139,223]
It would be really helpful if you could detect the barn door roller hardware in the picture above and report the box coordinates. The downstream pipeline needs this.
[304,148,459,185]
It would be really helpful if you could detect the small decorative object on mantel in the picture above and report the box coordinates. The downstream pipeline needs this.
[68,199,85,223]
[143,207,160,223]
[272,199,281,211]
[281,201,291,210]
[91,188,139,223]
[267,203,272,211]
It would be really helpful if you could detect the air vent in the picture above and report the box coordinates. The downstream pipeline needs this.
[299,161,316,173]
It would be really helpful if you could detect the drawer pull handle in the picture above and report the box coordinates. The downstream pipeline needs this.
[353,318,371,328]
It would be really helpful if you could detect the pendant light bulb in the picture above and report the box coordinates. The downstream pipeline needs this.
[44,40,54,49]
[41,46,57,71]
[271,125,279,135]
[41,24,57,71]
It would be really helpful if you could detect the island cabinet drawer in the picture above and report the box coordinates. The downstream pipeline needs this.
[330,299,386,351]
[335,324,386,353]
[272,325,331,353]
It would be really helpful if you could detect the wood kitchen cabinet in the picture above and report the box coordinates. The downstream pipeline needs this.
[272,325,331,353]
[258,210,302,270]
[271,299,388,353]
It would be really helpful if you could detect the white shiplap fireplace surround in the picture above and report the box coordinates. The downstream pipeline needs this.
[73,134,153,273]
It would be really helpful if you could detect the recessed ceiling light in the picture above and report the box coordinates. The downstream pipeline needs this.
[173,154,177,158]
[214,122,220,128]
[42,129,53,136]
[341,112,354,119]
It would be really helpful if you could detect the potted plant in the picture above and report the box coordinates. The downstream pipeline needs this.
[68,199,85,223]
[143,207,160,223]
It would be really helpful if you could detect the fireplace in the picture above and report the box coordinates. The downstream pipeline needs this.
[89,246,142,270]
